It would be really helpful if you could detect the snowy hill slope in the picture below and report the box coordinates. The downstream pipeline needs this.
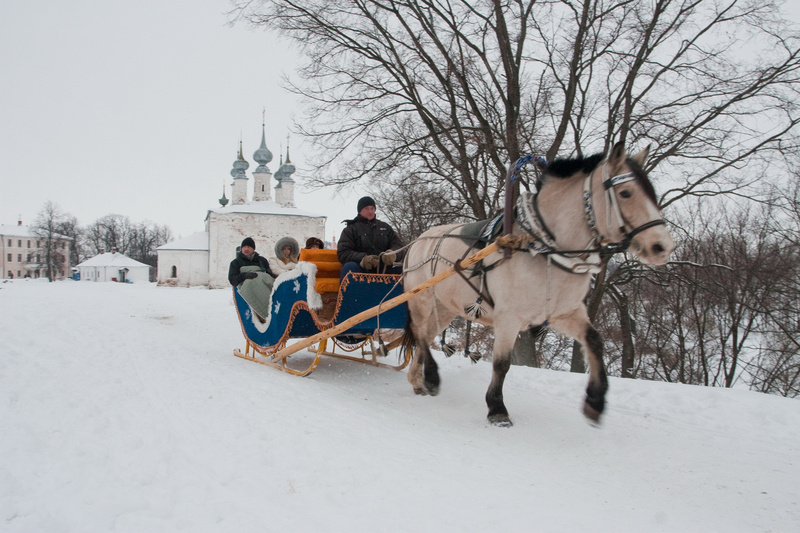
[1,280,798,532]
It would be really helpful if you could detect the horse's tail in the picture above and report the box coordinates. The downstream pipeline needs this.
[401,311,417,358]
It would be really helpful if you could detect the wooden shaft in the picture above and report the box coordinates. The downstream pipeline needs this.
[273,242,502,360]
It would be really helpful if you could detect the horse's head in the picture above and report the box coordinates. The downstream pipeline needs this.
[601,142,675,265]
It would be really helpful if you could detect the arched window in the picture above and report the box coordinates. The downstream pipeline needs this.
[171,265,177,278]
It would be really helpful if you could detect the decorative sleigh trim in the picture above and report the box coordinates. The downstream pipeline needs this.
[247,261,323,333]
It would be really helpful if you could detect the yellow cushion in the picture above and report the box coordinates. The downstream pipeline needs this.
[299,248,342,293]
[299,249,339,262]
[313,261,342,277]
[315,278,341,294]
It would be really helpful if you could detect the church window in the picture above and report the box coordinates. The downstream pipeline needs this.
[171,265,177,278]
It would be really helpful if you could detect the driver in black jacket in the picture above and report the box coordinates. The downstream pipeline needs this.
[337,196,404,280]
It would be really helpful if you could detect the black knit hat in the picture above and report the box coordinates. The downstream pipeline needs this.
[357,196,376,212]
[241,237,256,249]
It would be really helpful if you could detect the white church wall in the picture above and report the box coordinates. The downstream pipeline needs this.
[157,249,209,287]
[207,211,325,289]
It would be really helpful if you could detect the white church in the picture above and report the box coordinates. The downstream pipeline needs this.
[156,122,326,288]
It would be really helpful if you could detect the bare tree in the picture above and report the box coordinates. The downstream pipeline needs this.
[53,214,85,266]
[32,201,71,282]
[370,176,467,241]
[84,215,171,280]
[127,222,172,280]
[618,199,798,394]
[233,0,800,372]
[85,214,135,255]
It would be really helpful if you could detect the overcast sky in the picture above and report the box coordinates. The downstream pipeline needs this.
[0,0,360,242]
[2,1,799,242]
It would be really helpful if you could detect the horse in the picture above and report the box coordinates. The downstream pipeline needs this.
[401,142,675,427]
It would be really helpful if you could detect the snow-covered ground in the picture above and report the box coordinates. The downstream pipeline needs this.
[2,279,798,532]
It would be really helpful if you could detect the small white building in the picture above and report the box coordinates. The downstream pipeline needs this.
[76,251,151,283]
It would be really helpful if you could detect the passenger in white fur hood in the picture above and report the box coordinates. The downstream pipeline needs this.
[269,236,299,276]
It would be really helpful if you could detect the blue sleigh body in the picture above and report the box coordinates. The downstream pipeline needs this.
[232,262,410,376]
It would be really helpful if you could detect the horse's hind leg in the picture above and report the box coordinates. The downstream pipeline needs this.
[406,298,444,396]
[409,343,440,396]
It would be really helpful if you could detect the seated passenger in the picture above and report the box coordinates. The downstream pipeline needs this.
[304,237,324,250]
[229,237,276,322]
[269,237,299,276]
[337,196,404,280]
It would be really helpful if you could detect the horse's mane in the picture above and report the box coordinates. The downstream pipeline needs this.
[544,152,657,204]
[545,153,605,178]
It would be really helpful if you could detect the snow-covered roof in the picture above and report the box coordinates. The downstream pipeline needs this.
[0,224,71,240]
[76,252,150,269]
[0,224,36,237]
[157,231,209,251]
[206,200,325,220]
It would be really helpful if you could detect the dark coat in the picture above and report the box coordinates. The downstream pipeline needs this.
[337,215,404,265]
[228,250,274,286]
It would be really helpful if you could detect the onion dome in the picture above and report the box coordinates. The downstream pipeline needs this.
[275,146,295,182]
[253,123,273,173]
[230,141,249,179]
[219,185,229,207]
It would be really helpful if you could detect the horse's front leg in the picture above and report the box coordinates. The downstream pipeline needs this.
[581,324,608,422]
[551,312,608,423]
[485,321,520,427]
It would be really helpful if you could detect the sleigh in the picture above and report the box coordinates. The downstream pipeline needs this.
[232,249,411,376]
[232,244,504,376]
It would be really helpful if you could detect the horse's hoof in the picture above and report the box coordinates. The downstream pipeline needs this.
[582,402,603,425]
[488,414,513,427]
[413,387,428,396]
[424,382,440,396]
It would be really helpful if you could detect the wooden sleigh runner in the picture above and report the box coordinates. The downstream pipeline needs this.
[232,248,412,376]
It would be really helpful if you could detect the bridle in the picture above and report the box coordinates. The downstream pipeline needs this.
[516,159,666,274]
[584,163,667,255]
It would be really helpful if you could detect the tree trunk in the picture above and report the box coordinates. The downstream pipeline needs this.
[511,328,540,367]
[618,292,635,378]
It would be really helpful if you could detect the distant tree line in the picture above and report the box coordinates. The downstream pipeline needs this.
[33,201,172,282]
